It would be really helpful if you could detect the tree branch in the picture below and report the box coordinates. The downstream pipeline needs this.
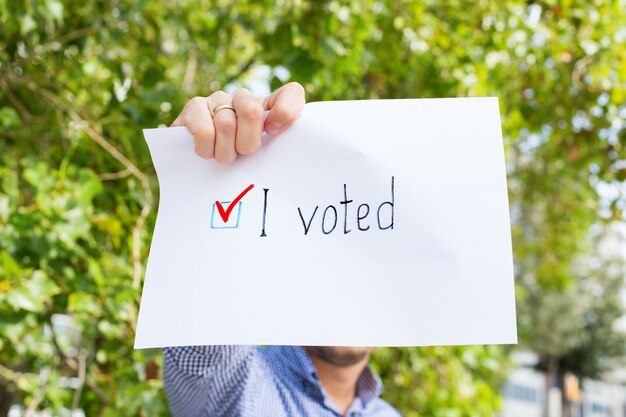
[0,78,33,123]
[71,350,87,410]
[24,80,153,331]
[15,26,100,64]
[223,56,256,86]
[23,371,49,417]
[0,365,18,384]
[182,48,197,92]
[99,169,131,181]
[572,54,594,89]
[47,312,111,405]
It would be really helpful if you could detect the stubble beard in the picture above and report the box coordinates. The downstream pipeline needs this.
[305,346,372,367]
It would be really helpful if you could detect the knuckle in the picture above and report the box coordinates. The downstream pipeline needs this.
[194,145,213,160]
[217,116,237,134]
[188,96,206,108]
[210,90,229,102]
[286,81,305,96]
[215,152,237,164]
[238,101,264,121]
[271,105,297,122]
[236,137,261,155]
[234,87,251,96]
[186,120,213,140]
[180,114,198,130]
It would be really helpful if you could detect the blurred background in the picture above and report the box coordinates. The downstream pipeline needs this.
[1,0,625,416]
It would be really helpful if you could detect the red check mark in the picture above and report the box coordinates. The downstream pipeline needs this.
[215,184,255,223]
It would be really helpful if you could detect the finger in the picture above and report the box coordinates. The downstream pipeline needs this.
[232,88,264,155]
[208,91,237,164]
[263,82,306,135]
[171,114,182,127]
[173,96,215,159]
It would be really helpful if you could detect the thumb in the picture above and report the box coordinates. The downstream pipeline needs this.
[263,82,306,135]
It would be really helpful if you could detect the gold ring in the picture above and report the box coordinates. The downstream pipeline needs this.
[211,104,235,118]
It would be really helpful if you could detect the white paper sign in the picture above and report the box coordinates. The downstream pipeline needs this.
[135,98,517,349]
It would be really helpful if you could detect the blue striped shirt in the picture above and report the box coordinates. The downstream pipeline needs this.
[163,345,401,417]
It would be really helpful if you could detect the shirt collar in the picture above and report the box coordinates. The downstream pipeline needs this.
[277,346,384,407]
[356,365,384,405]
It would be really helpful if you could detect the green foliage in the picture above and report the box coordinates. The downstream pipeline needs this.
[371,346,508,417]
[518,228,626,379]
[1,0,625,416]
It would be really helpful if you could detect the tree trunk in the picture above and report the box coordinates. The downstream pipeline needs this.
[559,368,570,417]
[0,381,15,417]
[544,357,562,417]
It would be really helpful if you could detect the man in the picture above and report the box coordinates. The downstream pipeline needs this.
[164,82,400,417]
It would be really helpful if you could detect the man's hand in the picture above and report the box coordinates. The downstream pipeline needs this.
[172,82,306,163]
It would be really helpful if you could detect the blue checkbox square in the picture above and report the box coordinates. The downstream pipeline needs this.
[211,201,242,229]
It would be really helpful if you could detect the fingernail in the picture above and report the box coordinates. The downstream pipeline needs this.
[266,122,281,135]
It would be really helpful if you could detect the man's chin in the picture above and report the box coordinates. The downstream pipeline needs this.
[305,346,373,367]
